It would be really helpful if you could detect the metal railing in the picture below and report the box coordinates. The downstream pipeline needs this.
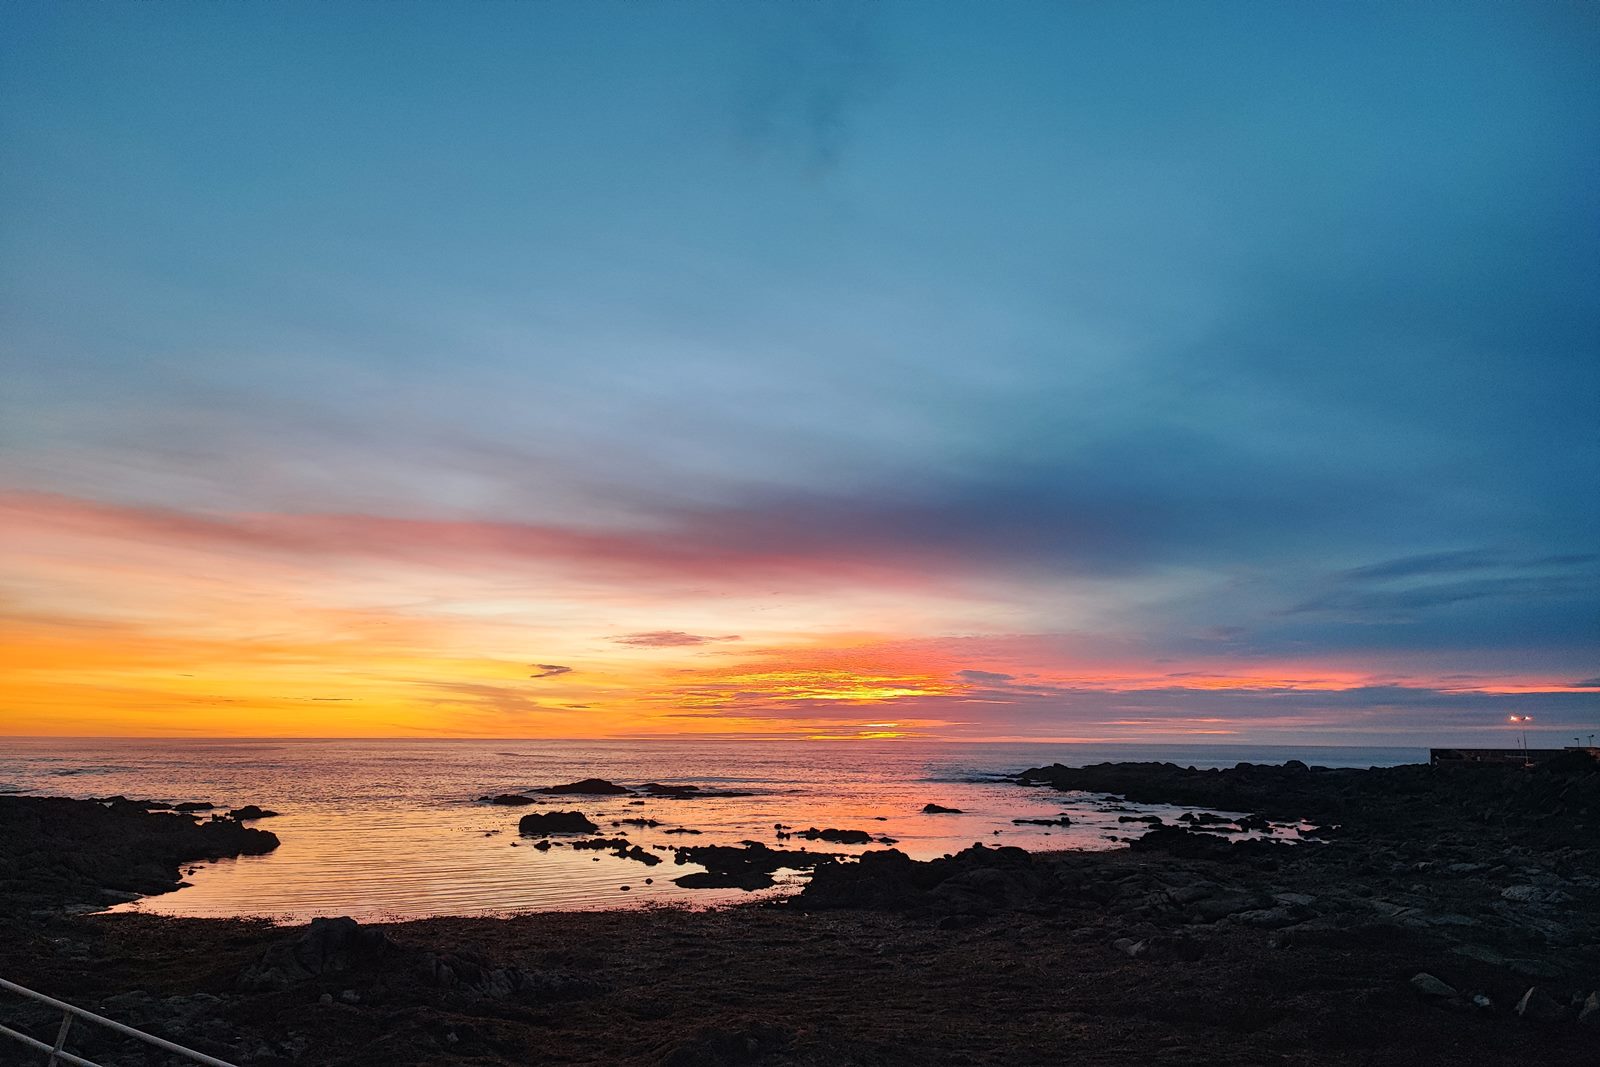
[0,977,239,1067]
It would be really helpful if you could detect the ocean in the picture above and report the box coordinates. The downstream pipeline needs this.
[0,738,1421,921]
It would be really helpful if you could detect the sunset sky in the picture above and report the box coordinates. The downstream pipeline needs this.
[2,2,1596,744]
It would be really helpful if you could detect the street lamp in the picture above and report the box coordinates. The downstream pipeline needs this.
[1508,715,1533,767]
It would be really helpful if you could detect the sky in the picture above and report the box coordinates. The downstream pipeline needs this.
[1,1,1597,744]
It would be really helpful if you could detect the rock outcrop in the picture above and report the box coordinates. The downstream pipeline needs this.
[0,795,279,911]
[517,810,599,835]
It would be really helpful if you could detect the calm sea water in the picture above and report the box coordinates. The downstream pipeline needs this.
[0,738,1420,921]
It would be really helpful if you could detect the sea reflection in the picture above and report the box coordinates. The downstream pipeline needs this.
[0,738,1405,921]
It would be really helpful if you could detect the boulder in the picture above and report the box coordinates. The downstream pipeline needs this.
[482,794,537,806]
[1409,973,1457,999]
[1501,884,1568,904]
[239,917,398,990]
[1578,991,1599,1027]
[518,811,599,835]
[922,803,963,814]
[1515,986,1565,1022]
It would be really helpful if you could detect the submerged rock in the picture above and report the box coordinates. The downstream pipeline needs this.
[922,803,963,814]
[481,794,537,806]
[639,782,758,799]
[639,782,701,797]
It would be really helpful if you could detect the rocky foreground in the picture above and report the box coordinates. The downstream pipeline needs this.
[2,759,1598,1066]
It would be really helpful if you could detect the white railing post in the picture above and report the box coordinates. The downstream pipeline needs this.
[47,1010,74,1066]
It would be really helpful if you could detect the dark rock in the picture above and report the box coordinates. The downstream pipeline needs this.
[798,844,1051,913]
[660,1024,792,1067]
[1515,986,1565,1021]
[1409,973,1457,998]
[639,783,701,797]
[1015,816,1073,826]
[617,845,662,866]
[173,802,215,812]
[537,779,630,796]
[638,783,757,799]
[226,805,280,820]
[792,827,873,844]
[518,811,599,835]
[570,837,633,851]
[417,948,606,1000]
[239,917,399,990]
[922,803,963,814]
[1508,959,1562,980]
[670,842,834,890]
[481,794,537,806]
[1130,827,1241,860]
[0,795,279,911]
[1013,757,1600,839]
[673,870,776,890]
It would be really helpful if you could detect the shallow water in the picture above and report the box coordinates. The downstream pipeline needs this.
[0,738,1419,920]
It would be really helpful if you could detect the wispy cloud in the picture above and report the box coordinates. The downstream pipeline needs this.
[955,669,1015,685]
[529,664,572,679]
[612,631,742,648]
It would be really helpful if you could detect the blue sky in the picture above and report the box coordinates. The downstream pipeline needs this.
[2,2,1596,741]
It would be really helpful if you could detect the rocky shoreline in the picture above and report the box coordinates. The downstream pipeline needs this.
[2,759,1598,1065]
[0,794,281,914]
